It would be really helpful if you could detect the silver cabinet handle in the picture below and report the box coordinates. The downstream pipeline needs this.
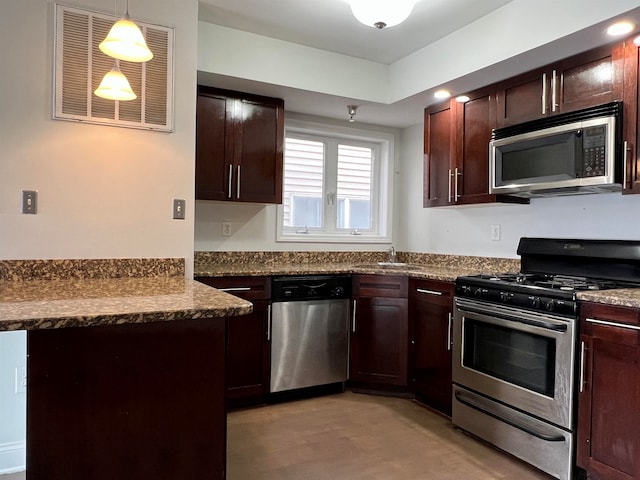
[542,72,547,115]
[219,287,252,292]
[236,164,241,199]
[579,341,586,393]
[448,169,453,203]
[623,141,630,190]
[352,299,357,333]
[447,312,453,351]
[267,304,272,341]
[227,164,233,199]
[551,70,558,112]
[586,317,640,331]
[454,167,461,202]
[416,288,443,296]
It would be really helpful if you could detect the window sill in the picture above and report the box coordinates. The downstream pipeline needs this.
[276,232,392,244]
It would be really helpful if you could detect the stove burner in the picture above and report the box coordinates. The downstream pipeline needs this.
[473,273,626,292]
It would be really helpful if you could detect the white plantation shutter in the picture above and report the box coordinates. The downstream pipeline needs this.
[54,4,174,131]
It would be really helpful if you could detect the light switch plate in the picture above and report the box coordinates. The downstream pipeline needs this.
[22,190,38,214]
[173,199,186,220]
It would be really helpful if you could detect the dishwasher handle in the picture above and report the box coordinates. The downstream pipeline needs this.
[352,299,357,332]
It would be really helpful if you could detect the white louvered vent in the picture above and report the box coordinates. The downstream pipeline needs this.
[54,4,174,131]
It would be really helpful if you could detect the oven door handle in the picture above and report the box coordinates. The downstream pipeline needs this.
[454,391,566,443]
[457,303,567,333]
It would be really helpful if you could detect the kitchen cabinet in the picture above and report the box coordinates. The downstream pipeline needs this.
[424,86,525,207]
[196,276,271,408]
[622,37,640,194]
[496,44,625,127]
[350,275,409,389]
[576,302,640,480]
[408,278,454,416]
[196,86,284,204]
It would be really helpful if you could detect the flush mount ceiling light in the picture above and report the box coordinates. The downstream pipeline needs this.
[606,21,634,37]
[346,0,417,29]
[94,61,137,101]
[99,0,153,62]
[347,105,358,122]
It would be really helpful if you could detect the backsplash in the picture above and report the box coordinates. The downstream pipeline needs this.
[0,258,185,281]
[194,251,520,273]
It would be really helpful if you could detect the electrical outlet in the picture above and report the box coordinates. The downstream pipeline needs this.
[491,224,501,241]
[173,199,186,220]
[22,190,38,214]
[222,222,232,236]
[15,367,26,394]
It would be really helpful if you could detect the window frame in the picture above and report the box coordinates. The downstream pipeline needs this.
[277,118,394,244]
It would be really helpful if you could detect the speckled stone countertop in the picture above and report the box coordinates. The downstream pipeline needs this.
[0,258,252,332]
[194,251,521,282]
[577,289,640,309]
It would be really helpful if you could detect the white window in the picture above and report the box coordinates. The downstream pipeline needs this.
[277,119,393,243]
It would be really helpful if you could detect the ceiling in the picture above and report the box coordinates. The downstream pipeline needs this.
[197,1,640,128]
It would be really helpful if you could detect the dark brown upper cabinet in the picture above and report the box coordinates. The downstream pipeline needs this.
[622,37,640,194]
[496,43,625,128]
[196,86,284,204]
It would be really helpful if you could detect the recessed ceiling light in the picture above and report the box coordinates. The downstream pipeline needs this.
[434,90,451,100]
[606,21,634,36]
[455,95,470,103]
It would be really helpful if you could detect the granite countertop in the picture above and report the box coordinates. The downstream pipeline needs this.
[577,289,640,309]
[194,262,488,282]
[0,277,253,332]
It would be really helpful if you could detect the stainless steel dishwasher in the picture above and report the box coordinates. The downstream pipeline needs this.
[270,275,351,393]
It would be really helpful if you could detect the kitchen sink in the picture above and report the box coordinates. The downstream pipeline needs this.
[354,262,422,271]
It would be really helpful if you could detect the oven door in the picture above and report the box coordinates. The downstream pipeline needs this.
[453,297,575,429]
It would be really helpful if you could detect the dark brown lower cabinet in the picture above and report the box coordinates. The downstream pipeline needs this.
[409,279,454,416]
[350,275,408,389]
[196,276,271,407]
[577,302,640,480]
[27,318,226,480]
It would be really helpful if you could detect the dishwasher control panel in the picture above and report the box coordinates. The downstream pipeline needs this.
[271,275,352,301]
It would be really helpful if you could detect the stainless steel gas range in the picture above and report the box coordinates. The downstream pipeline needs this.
[452,238,640,480]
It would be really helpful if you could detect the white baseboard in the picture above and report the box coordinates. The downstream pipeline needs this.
[0,441,26,475]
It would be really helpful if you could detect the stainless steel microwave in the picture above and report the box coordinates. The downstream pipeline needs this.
[489,102,623,197]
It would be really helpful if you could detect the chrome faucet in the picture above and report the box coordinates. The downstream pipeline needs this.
[388,246,396,263]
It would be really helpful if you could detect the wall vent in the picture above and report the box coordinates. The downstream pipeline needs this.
[53,4,174,131]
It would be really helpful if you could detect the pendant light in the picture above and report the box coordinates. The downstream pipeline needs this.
[94,60,137,101]
[347,0,417,29]
[99,0,153,62]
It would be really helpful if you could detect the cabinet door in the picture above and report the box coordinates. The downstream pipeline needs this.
[195,93,233,201]
[557,44,623,114]
[577,304,640,480]
[409,280,454,416]
[424,100,455,207]
[235,97,284,204]
[226,300,271,405]
[623,38,640,194]
[496,68,546,127]
[454,86,497,205]
[350,296,409,386]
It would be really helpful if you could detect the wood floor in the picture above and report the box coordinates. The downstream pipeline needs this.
[227,391,553,480]
[2,391,553,480]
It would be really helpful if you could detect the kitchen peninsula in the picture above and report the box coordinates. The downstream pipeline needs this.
[0,259,252,480]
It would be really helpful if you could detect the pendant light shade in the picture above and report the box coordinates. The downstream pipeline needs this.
[99,14,153,62]
[94,62,137,101]
[348,0,417,29]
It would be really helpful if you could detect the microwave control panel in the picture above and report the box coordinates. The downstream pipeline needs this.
[581,126,606,177]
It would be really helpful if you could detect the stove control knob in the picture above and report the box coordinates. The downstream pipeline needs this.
[473,287,486,298]
[331,286,345,297]
[530,296,541,309]
[500,292,513,303]
[545,300,555,312]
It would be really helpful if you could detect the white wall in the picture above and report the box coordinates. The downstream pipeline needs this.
[398,123,640,258]
[0,0,199,473]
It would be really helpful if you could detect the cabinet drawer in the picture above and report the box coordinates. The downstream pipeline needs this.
[195,276,271,300]
[353,275,408,298]
[580,302,640,346]
[409,279,454,306]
